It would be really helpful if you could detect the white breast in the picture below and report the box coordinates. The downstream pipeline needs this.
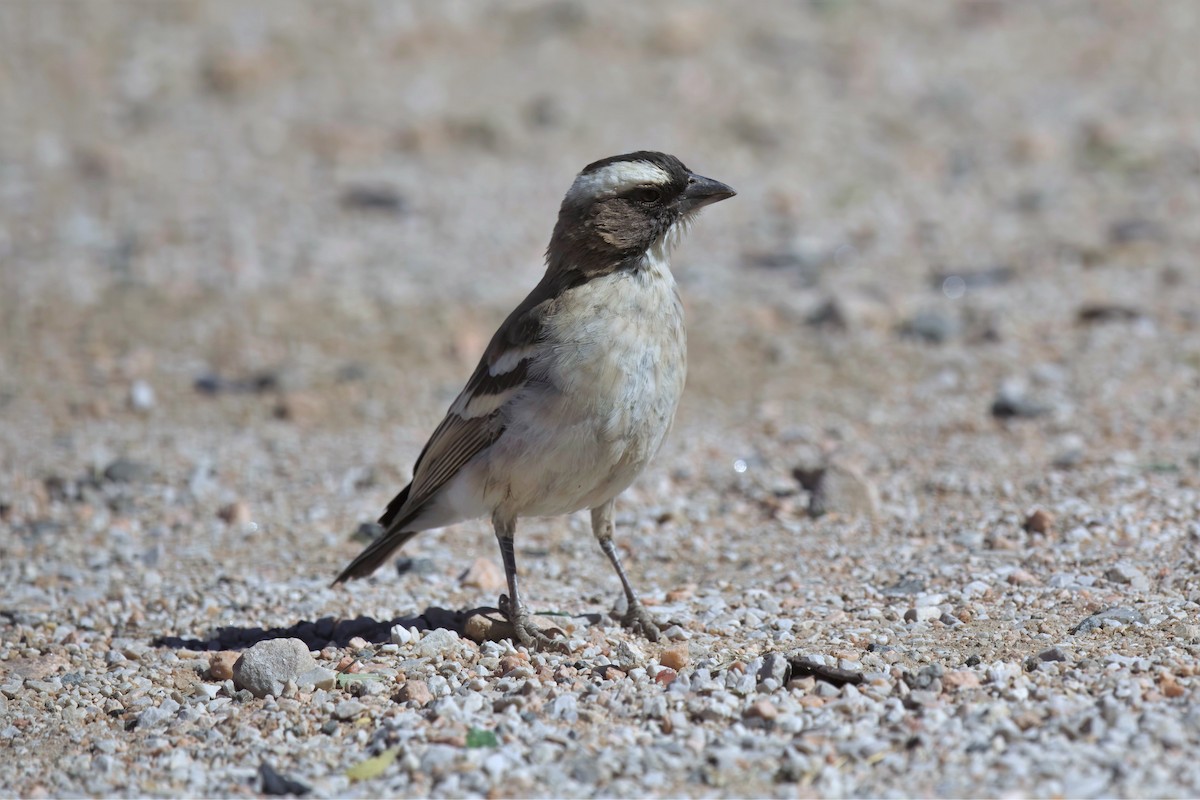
[484,249,687,518]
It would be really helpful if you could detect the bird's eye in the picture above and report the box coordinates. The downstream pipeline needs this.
[631,187,662,203]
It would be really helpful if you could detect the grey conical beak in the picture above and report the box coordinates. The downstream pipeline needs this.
[680,173,736,213]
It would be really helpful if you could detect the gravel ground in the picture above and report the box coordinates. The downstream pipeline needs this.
[3,1,1200,797]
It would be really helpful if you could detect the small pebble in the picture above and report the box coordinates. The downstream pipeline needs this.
[1071,607,1148,635]
[103,458,154,483]
[128,380,156,412]
[396,680,433,707]
[208,652,239,681]
[660,644,689,672]
[1105,563,1150,591]
[654,668,678,686]
[333,700,367,720]
[1007,569,1039,586]
[1038,647,1068,662]
[1023,509,1054,535]
[904,607,941,623]
[743,700,778,721]
[233,639,319,699]
[459,557,506,591]
[942,670,981,691]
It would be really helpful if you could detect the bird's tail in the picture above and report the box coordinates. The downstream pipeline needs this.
[331,482,422,585]
[331,526,420,585]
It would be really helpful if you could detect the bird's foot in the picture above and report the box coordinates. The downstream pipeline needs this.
[498,594,571,653]
[620,601,662,642]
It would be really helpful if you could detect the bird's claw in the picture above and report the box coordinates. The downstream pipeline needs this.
[498,593,571,653]
[620,601,662,642]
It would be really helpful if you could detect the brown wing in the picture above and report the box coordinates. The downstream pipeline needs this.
[399,274,564,517]
[333,271,575,584]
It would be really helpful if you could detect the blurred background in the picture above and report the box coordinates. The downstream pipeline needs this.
[4,5,1200,795]
[1,0,1198,579]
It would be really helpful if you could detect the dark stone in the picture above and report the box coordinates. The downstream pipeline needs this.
[805,298,847,329]
[1108,218,1165,245]
[194,370,280,395]
[787,655,864,687]
[1077,304,1144,324]
[352,522,384,543]
[193,374,224,395]
[1069,606,1148,635]
[340,185,406,213]
[991,387,1049,419]
[776,749,808,783]
[258,762,311,797]
[1038,646,1068,662]
[899,309,961,344]
[882,577,926,597]
[103,458,153,483]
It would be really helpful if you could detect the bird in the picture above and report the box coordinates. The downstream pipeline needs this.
[333,151,735,650]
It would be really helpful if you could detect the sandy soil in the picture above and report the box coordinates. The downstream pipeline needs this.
[2,2,1199,797]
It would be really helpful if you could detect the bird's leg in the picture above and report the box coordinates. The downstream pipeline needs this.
[493,513,569,652]
[591,500,661,642]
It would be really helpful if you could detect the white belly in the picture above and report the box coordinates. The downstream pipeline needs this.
[484,264,686,517]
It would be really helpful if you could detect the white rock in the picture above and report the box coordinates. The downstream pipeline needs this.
[129,380,156,411]
[904,606,941,623]
[333,700,366,720]
[615,640,645,667]
[414,628,467,659]
[296,667,336,691]
[1105,563,1150,591]
[232,639,319,698]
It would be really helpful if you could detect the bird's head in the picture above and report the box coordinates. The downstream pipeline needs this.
[547,151,735,276]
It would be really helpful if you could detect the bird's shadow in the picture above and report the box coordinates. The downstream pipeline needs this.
[153,606,603,652]
[154,606,484,652]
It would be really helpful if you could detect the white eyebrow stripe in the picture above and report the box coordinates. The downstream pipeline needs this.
[566,161,672,202]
